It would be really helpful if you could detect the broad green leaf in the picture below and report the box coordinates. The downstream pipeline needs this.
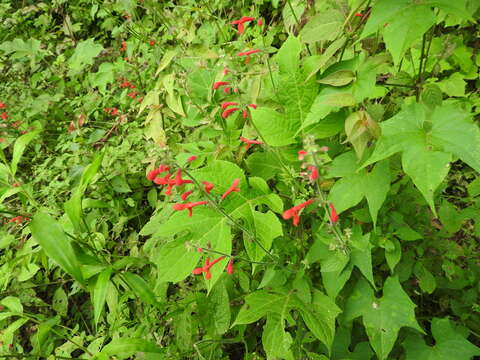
[96,338,166,358]
[11,130,41,175]
[89,62,115,93]
[344,276,424,360]
[155,238,203,283]
[123,272,160,308]
[52,287,68,316]
[156,49,178,76]
[430,103,480,173]
[295,290,342,352]
[244,211,282,262]
[262,313,294,360]
[0,296,23,312]
[403,318,480,360]
[282,0,305,29]
[233,290,288,325]
[93,267,112,329]
[437,73,466,97]
[318,70,356,86]
[174,308,192,351]
[414,262,436,294]
[350,229,375,287]
[299,10,343,43]
[30,212,85,285]
[68,38,104,75]
[246,151,282,180]
[305,37,346,81]
[276,35,302,73]
[208,280,231,335]
[187,69,216,104]
[251,107,296,146]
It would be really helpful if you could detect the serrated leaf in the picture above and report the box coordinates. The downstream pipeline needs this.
[233,290,288,325]
[300,10,343,43]
[262,313,294,360]
[251,107,296,146]
[68,38,103,75]
[155,239,203,283]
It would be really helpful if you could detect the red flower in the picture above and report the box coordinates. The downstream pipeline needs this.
[127,92,138,99]
[1,112,8,120]
[237,49,261,57]
[187,155,197,162]
[223,67,230,76]
[282,199,315,226]
[111,108,119,116]
[173,201,208,216]
[242,110,248,119]
[12,182,20,187]
[202,181,215,194]
[9,216,27,225]
[248,104,257,109]
[174,169,193,186]
[231,16,255,34]
[120,80,135,89]
[153,172,172,185]
[257,18,263,26]
[221,178,240,200]
[329,203,339,223]
[222,107,239,118]
[0,102,6,109]
[308,165,318,181]
[297,150,307,161]
[181,190,193,201]
[355,12,363,17]
[192,256,226,278]
[147,165,170,181]
[223,87,231,94]
[120,40,127,52]
[149,39,156,46]
[213,81,230,90]
[197,247,204,253]
[240,136,263,150]
[226,258,234,274]
[221,101,238,109]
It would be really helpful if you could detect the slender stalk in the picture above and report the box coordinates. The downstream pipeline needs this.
[416,33,427,102]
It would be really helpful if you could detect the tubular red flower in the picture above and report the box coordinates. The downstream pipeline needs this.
[282,199,315,226]
[240,136,263,150]
[1,112,8,120]
[329,203,339,223]
[192,256,225,279]
[237,49,261,57]
[308,165,318,181]
[355,12,363,17]
[147,165,170,181]
[213,81,230,90]
[248,104,257,109]
[227,258,234,274]
[120,40,127,52]
[221,178,240,200]
[192,267,204,275]
[149,39,156,46]
[0,102,6,109]
[197,247,204,253]
[127,92,138,99]
[153,172,172,185]
[181,190,193,201]
[221,102,238,110]
[223,87,231,94]
[223,67,229,76]
[297,150,307,161]
[202,181,215,194]
[222,107,239,118]
[257,18,263,26]
[231,16,255,34]
[172,201,208,216]
[187,155,197,162]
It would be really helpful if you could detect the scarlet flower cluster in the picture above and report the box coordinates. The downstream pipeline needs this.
[119,80,136,89]
[120,40,127,52]
[231,16,255,34]
[104,107,120,116]
[192,256,234,278]
[9,216,28,225]
[282,199,315,226]
[147,165,193,196]
[240,136,263,150]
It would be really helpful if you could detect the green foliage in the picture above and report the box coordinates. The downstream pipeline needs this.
[1,0,479,359]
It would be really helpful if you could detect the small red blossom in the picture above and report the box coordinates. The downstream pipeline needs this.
[153,172,172,185]
[9,216,28,225]
[221,178,240,200]
[1,112,8,120]
[147,165,170,181]
[127,92,138,99]
[120,40,127,52]
[248,104,257,109]
[298,150,307,161]
[223,67,229,76]
[174,169,193,186]
[213,81,230,90]
[257,18,263,26]
[231,16,255,34]
[221,101,238,110]
[282,199,315,226]
[329,203,339,223]
[187,155,197,162]
[181,190,193,201]
[202,181,215,194]
[226,258,234,274]
[0,102,6,109]
[173,201,208,216]
[237,49,261,57]
[308,165,318,181]
[12,182,20,187]
[240,136,263,150]
[192,256,226,279]
[242,110,248,119]
[223,87,231,94]
[149,39,156,46]
[233,88,239,93]
[197,247,204,253]
[222,107,239,119]
[355,13,363,17]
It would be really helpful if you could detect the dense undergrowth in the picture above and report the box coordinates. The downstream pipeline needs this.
[1,0,480,359]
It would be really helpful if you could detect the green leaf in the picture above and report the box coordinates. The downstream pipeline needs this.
[403,318,480,360]
[246,151,282,180]
[208,280,231,335]
[155,239,202,283]
[262,313,294,360]
[276,35,302,73]
[0,296,23,312]
[11,130,41,176]
[52,287,68,317]
[93,267,112,329]
[251,107,296,146]
[68,38,104,75]
[96,338,166,359]
[350,229,375,287]
[30,212,85,285]
[299,10,343,43]
[233,290,288,326]
[344,276,424,360]
[244,211,282,262]
[305,37,346,81]
[437,73,466,97]
[123,272,160,308]
[414,262,436,294]
[318,70,356,87]
[188,69,216,104]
